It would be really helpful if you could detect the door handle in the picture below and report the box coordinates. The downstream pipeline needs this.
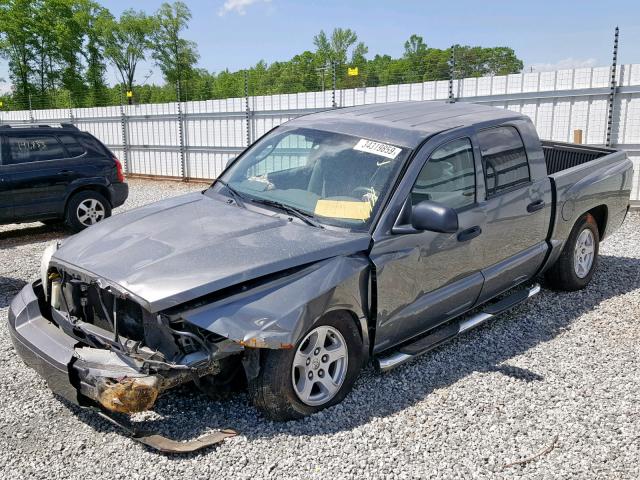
[457,226,482,242]
[527,199,545,213]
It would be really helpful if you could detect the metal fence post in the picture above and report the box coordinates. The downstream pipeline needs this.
[244,71,252,146]
[332,62,337,108]
[28,93,34,123]
[176,81,187,180]
[119,91,129,174]
[606,26,619,147]
[448,45,456,103]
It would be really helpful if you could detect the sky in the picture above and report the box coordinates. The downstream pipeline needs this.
[2,0,640,90]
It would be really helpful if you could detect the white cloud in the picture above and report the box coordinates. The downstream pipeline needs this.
[218,0,270,16]
[526,57,599,72]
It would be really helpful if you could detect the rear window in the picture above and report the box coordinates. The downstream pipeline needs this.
[59,134,86,157]
[6,135,66,164]
[477,126,530,196]
[78,134,108,156]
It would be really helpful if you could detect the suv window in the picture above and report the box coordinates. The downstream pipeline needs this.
[7,135,66,164]
[411,138,476,209]
[59,134,86,157]
[477,126,530,196]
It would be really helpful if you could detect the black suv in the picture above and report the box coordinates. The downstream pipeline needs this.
[0,123,128,232]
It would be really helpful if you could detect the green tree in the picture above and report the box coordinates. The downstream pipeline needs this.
[79,0,111,106]
[100,9,156,96]
[0,0,38,107]
[150,1,199,98]
[403,34,428,82]
[313,28,358,66]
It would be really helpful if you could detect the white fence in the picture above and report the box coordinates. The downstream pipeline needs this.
[1,64,640,201]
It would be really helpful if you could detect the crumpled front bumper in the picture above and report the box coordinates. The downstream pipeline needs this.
[8,281,81,404]
[8,281,161,412]
[7,280,238,453]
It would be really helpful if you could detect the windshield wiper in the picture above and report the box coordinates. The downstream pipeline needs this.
[251,198,324,229]
[215,179,247,208]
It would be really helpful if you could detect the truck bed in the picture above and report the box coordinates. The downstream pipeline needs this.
[542,141,616,175]
[541,142,632,271]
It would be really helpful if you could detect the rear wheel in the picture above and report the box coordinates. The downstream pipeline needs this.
[545,213,600,291]
[65,191,112,232]
[248,313,362,421]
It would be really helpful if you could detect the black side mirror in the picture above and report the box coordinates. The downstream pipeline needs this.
[411,200,459,233]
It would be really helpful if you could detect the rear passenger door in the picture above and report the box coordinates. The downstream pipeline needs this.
[5,133,70,219]
[473,124,551,303]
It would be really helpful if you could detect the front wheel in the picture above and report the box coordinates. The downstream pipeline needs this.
[545,213,600,291]
[248,313,362,421]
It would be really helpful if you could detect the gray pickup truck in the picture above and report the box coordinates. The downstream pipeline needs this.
[8,102,633,430]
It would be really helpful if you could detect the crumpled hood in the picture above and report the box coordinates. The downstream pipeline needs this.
[53,192,371,312]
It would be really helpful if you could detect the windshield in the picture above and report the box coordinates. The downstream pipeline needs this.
[210,127,410,230]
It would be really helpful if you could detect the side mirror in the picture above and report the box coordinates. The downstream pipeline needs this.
[225,157,236,169]
[411,200,459,233]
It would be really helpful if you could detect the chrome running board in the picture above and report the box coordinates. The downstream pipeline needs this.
[375,283,541,372]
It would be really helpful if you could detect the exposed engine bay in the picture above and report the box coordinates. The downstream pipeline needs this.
[45,266,244,414]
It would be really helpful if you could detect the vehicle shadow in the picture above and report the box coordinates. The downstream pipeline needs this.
[0,277,27,309]
[0,223,67,249]
[65,253,640,456]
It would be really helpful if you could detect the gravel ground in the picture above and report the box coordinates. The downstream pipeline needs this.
[1,178,639,479]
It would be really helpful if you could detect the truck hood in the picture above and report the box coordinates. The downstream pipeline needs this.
[52,192,371,312]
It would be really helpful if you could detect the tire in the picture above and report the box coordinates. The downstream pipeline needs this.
[248,312,362,421]
[545,213,600,291]
[196,356,246,401]
[65,190,112,232]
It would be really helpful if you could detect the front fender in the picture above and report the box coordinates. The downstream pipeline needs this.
[180,255,371,351]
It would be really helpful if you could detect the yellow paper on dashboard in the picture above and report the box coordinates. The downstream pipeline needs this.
[314,200,372,221]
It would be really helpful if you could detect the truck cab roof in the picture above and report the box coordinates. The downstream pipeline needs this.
[286,101,526,149]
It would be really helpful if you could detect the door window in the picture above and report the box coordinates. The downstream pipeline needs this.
[411,138,476,209]
[59,134,86,157]
[477,126,530,197]
[7,135,66,164]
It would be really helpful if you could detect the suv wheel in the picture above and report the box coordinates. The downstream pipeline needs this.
[65,191,112,232]
[248,312,362,421]
[545,213,600,291]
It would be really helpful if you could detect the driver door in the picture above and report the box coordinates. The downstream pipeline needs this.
[370,135,488,352]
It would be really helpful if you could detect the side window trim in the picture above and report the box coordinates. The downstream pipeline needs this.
[477,125,531,199]
[410,136,477,211]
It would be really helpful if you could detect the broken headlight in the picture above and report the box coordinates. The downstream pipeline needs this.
[40,241,59,300]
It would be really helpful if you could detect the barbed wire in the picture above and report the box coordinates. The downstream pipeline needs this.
[0,66,621,114]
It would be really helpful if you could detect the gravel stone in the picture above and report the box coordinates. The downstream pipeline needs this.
[1,179,639,479]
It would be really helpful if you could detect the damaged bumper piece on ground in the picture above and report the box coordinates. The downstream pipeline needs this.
[7,280,238,452]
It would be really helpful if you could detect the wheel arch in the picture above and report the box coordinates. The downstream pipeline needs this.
[315,308,370,365]
[64,183,112,214]
[585,204,607,240]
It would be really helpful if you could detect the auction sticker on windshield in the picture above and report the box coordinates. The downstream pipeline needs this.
[353,139,402,159]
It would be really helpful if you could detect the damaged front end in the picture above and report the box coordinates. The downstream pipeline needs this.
[14,259,244,416]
